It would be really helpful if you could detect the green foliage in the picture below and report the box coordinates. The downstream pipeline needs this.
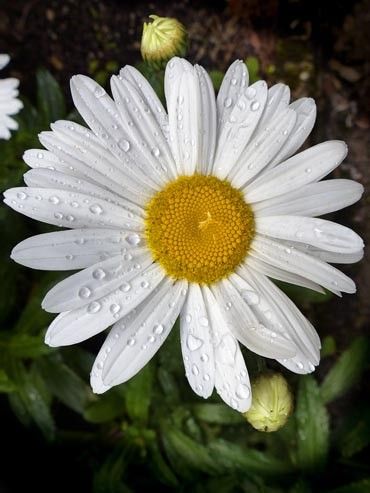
[245,56,260,84]
[296,376,329,471]
[321,337,369,403]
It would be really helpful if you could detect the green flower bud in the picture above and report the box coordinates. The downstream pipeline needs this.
[141,15,188,69]
[243,373,293,432]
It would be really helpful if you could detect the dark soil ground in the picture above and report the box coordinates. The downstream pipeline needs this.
[0,0,369,491]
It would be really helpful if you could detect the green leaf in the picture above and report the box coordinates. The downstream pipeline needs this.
[321,337,369,403]
[9,361,55,440]
[245,57,260,84]
[93,448,132,493]
[3,333,52,358]
[124,363,153,424]
[296,375,329,471]
[193,403,244,425]
[321,335,337,358]
[0,369,16,393]
[36,68,66,124]
[84,390,125,423]
[37,355,94,414]
[338,405,370,458]
[161,426,218,477]
[327,480,370,493]
[209,439,292,477]
[148,439,179,487]
[209,70,224,92]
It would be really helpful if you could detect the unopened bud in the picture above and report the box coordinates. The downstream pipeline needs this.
[243,373,293,432]
[141,15,187,69]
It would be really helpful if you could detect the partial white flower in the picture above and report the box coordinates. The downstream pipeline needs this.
[0,54,23,139]
[4,58,364,412]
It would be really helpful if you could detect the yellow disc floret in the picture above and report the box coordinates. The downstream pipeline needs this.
[145,175,255,284]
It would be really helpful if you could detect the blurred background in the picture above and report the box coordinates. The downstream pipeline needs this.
[0,1,369,492]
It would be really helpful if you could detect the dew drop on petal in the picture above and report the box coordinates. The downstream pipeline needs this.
[153,324,164,335]
[78,286,91,299]
[89,204,103,215]
[236,383,250,399]
[127,337,136,346]
[191,364,199,376]
[119,139,131,152]
[110,303,121,315]
[93,268,106,280]
[120,282,131,292]
[187,334,203,351]
[126,233,141,246]
[250,101,260,111]
[87,301,102,314]
[94,86,106,98]
[224,97,232,108]
[17,192,27,200]
[241,290,260,305]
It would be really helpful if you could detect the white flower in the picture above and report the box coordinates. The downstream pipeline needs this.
[0,54,23,140]
[4,58,364,412]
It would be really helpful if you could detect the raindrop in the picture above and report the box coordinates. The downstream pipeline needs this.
[245,86,256,99]
[87,301,102,314]
[97,362,103,369]
[123,253,133,261]
[237,99,246,110]
[78,286,91,299]
[231,78,237,85]
[54,212,63,220]
[191,364,199,376]
[66,215,75,222]
[93,268,106,280]
[250,101,260,112]
[120,282,131,293]
[153,324,164,335]
[151,147,161,157]
[236,383,251,399]
[308,362,315,372]
[203,374,210,382]
[127,337,136,346]
[187,334,203,351]
[110,303,121,315]
[37,152,44,159]
[141,280,150,289]
[296,361,304,370]
[200,353,209,363]
[224,97,232,108]
[148,335,155,343]
[118,139,131,152]
[305,167,312,174]
[17,192,27,200]
[126,233,141,246]
[185,314,192,323]
[241,290,260,305]
[199,316,209,327]
[94,86,106,98]
[89,204,103,215]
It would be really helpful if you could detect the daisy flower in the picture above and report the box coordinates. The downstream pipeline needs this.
[4,58,364,412]
[0,54,23,139]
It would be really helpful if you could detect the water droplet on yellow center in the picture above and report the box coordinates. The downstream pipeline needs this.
[145,175,255,284]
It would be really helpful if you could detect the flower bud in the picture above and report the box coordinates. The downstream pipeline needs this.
[141,15,187,69]
[243,373,293,432]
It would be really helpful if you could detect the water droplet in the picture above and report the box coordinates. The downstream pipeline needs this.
[185,314,192,323]
[141,280,150,289]
[87,301,101,314]
[203,374,210,381]
[97,362,103,369]
[305,167,312,174]
[127,337,136,346]
[93,268,106,280]
[308,362,315,372]
[181,288,187,296]
[79,286,91,299]
[120,282,131,292]
[191,364,199,376]
[199,316,209,327]
[126,233,141,246]
[118,139,131,152]
[123,253,133,261]
[200,353,209,363]
[148,335,155,343]
[236,383,250,399]
[110,303,121,315]
[94,86,106,98]
[296,361,304,370]
[245,86,256,99]
[241,290,260,305]
[54,212,63,219]
[187,334,203,351]
[230,398,239,410]
[89,204,103,215]
[151,147,160,157]
[224,97,232,108]
[250,101,260,111]
[17,192,27,200]
[237,99,246,110]
[37,152,44,159]
[65,254,74,260]
[66,215,75,222]
[153,324,164,335]
[231,78,237,85]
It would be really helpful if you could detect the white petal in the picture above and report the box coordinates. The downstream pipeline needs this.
[39,120,154,201]
[24,149,69,171]
[246,256,325,293]
[180,284,215,398]
[70,75,164,188]
[24,168,146,214]
[165,58,200,175]
[213,81,268,179]
[98,278,187,388]
[268,98,316,168]
[11,229,138,270]
[253,179,364,217]
[255,83,291,131]
[42,248,152,313]
[0,54,10,70]
[45,263,165,347]
[210,279,296,359]
[251,235,356,294]
[230,107,297,188]
[120,65,169,138]
[256,215,364,254]
[4,187,143,231]
[110,75,177,181]
[217,60,249,129]
[308,248,364,264]
[194,65,217,174]
[202,286,252,412]
[244,141,348,203]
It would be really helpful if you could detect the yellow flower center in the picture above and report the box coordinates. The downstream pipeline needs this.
[145,175,255,284]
